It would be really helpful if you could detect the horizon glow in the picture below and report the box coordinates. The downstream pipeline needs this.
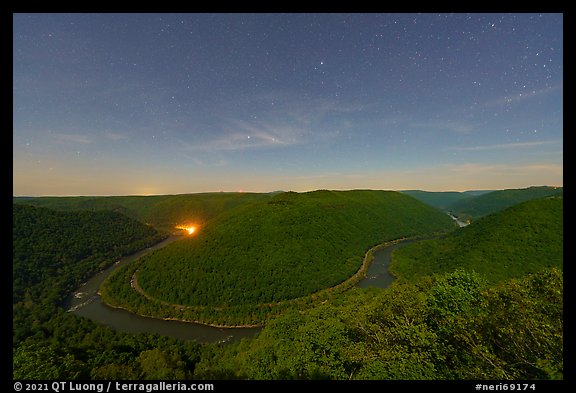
[13,13,563,196]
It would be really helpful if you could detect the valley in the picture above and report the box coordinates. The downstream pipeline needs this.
[13,12,564,383]
[12,187,563,380]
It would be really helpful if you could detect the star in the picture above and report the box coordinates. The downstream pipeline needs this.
[12,13,563,195]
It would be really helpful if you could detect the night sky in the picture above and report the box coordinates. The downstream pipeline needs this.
[13,13,563,196]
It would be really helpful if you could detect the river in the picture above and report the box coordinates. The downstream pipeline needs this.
[355,213,472,289]
[68,235,419,342]
[447,212,470,227]
[355,239,418,288]
[66,235,260,343]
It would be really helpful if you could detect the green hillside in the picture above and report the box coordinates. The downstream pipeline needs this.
[194,268,562,380]
[13,203,204,380]
[400,190,493,210]
[447,186,562,221]
[12,193,563,380]
[13,192,267,230]
[391,196,563,284]
[13,204,166,344]
[101,190,457,325]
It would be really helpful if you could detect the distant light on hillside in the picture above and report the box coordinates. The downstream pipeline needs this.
[176,225,197,235]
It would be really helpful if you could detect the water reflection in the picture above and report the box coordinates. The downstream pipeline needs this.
[356,239,417,289]
[68,235,261,343]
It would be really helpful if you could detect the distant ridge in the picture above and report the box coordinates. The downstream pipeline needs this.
[400,190,494,210]
[401,186,562,221]
[391,195,563,284]
[12,193,269,231]
[447,185,563,220]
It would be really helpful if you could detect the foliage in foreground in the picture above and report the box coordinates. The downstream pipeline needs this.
[193,268,563,380]
[13,203,201,380]
[13,204,167,345]
[12,195,563,381]
[13,310,202,380]
[14,268,563,380]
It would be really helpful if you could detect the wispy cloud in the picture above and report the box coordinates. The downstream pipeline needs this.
[104,132,128,141]
[448,139,561,151]
[441,162,562,175]
[237,91,369,128]
[180,120,305,152]
[395,162,563,190]
[52,133,92,144]
[313,98,368,115]
[52,131,131,144]
[441,162,563,182]
[485,85,562,108]
[410,120,474,134]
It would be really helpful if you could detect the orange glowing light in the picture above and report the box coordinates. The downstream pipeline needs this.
[176,225,196,235]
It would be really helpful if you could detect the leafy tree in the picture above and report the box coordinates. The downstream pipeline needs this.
[13,193,563,381]
[12,203,206,380]
[137,349,189,380]
[194,269,563,381]
[91,364,140,380]
[13,342,85,379]
[103,190,457,325]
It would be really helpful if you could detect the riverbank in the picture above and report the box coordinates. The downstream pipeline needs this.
[78,229,448,334]
[324,237,412,293]
[130,269,263,327]
[106,235,423,329]
[66,233,181,312]
[99,298,265,329]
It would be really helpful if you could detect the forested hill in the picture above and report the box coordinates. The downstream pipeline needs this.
[13,192,267,230]
[391,195,563,284]
[194,268,562,380]
[13,203,166,344]
[446,185,562,220]
[13,203,204,380]
[12,194,563,380]
[102,190,457,326]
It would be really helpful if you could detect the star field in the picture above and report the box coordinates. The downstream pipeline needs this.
[13,13,563,195]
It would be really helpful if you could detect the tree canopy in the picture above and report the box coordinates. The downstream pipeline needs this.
[391,196,563,284]
[102,190,457,325]
[193,268,563,380]
[13,191,563,381]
